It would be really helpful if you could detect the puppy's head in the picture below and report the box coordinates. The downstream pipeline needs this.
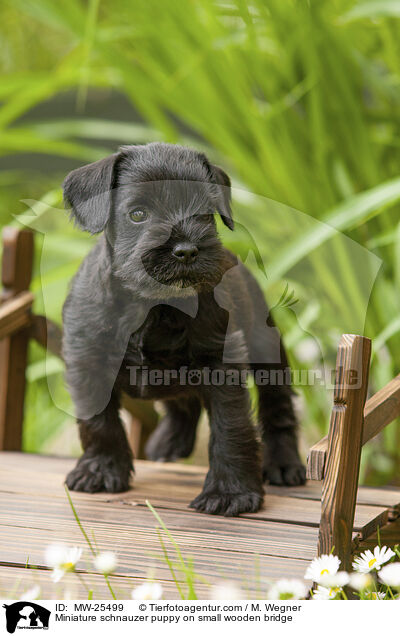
[63,143,233,299]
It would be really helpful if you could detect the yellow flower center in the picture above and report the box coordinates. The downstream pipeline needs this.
[368,558,377,569]
[63,562,75,572]
[320,568,329,575]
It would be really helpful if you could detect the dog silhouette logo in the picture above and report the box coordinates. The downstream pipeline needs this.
[3,602,50,633]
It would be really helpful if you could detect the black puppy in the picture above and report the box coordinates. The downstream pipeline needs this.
[62,142,305,516]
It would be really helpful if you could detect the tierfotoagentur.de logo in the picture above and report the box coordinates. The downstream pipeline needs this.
[3,602,51,633]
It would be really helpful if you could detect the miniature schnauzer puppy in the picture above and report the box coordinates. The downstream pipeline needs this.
[62,142,306,516]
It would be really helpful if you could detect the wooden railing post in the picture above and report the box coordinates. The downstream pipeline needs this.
[318,334,371,569]
[0,227,34,450]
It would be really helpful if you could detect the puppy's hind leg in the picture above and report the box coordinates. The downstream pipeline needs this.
[66,392,133,493]
[257,379,306,486]
[145,396,201,462]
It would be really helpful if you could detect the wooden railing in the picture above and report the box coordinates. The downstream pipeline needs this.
[0,227,158,456]
[306,334,400,568]
[0,228,34,450]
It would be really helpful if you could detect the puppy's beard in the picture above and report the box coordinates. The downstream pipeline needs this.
[113,259,199,300]
[137,258,210,299]
[113,243,226,302]
[137,281,198,300]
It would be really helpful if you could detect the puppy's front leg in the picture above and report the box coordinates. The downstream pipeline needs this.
[190,383,263,516]
[66,392,133,493]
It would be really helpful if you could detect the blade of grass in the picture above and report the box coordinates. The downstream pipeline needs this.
[64,485,96,557]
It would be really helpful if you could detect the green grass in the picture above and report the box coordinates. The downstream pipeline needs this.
[1,0,400,485]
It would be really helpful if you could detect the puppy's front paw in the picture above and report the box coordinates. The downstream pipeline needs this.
[189,489,263,517]
[66,454,133,493]
[263,461,306,486]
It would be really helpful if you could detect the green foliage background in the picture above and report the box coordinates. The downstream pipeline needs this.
[1,0,400,485]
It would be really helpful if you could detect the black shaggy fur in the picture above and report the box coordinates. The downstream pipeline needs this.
[62,142,306,516]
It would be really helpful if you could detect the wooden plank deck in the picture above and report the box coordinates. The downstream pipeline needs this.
[0,452,399,599]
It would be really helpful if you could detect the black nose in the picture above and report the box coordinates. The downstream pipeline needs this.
[172,242,199,264]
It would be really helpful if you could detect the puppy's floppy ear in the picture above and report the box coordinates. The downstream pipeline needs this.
[63,153,121,233]
[210,164,234,230]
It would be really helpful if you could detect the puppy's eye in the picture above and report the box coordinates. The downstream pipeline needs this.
[129,209,148,223]
[200,212,214,223]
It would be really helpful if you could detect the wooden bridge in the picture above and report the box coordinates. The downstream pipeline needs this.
[0,228,399,598]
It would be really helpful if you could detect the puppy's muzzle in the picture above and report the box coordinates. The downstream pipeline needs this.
[172,242,199,264]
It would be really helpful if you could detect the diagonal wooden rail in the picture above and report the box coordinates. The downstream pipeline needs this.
[307,373,400,481]
[0,291,34,340]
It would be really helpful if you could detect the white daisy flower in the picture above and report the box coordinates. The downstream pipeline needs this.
[44,544,82,582]
[353,546,395,573]
[131,583,163,600]
[366,591,386,600]
[378,562,400,588]
[304,555,341,583]
[211,581,243,599]
[268,578,308,600]
[94,552,117,575]
[319,571,350,588]
[20,585,41,601]
[312,585,341,600]
[348,572,373,591]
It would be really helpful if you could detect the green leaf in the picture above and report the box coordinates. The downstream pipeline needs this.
[26,356,64,382]
[343,1,400,21]
[268,177,400,281]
